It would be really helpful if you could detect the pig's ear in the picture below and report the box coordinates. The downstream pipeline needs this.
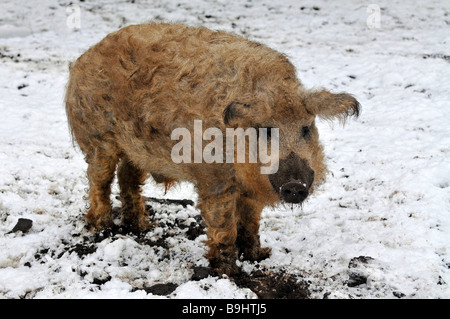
[303,89,360,122]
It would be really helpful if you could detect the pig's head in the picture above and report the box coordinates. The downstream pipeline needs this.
[223,87,360,205]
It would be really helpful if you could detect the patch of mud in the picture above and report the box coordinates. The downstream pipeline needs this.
[232,269,310,299]
[422,53,450,63]
[7,218,33,234]
[142,196,194,208]
[32,198,310,298]
[345,256,374,288]
[68,243,97,258]
[134,283,179,296]
[131,266,310,299]
[84,202,204,247]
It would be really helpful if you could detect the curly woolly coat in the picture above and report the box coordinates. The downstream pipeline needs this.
[65,23,359,275]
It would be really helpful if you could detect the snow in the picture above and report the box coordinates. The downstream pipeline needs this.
[0,0,449,299]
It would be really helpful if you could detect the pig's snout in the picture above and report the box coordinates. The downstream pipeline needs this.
[269,152,314,204]
[280,181,309,204]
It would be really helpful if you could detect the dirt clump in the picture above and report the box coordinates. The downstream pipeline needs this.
[232,269,310,299]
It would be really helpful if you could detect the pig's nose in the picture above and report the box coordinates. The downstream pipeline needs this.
[280,181,309,203]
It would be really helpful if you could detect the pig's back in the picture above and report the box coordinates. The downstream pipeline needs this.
[67,23,298,146]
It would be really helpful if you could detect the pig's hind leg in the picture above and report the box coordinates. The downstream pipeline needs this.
[85,148,119,230]
[117,157,151,232]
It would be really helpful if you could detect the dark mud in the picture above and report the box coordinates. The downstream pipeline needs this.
[132,266,310,299]
[7,218,33,234]
[30,198,311,298]
[232,269,310,299]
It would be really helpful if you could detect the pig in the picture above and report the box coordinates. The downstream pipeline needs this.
[65,23,360,275]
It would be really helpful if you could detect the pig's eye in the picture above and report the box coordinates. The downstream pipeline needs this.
[301,126,311,140]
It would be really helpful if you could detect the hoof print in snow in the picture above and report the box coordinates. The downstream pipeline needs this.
[8,218,33,234]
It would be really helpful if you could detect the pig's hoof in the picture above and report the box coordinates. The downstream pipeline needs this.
[86,213,114,231]
[123,215,153,233]
[209,253,240,277]
[212,262,240,277]
[242,247,272,262]
[135,219,154,232]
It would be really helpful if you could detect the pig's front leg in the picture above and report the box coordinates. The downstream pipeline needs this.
[236,196,271,262]
[197,185,240,276]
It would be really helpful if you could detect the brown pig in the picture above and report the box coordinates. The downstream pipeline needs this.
[65,23,360,275]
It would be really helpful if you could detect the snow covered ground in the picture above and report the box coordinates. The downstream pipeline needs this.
[0,0,449,299]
